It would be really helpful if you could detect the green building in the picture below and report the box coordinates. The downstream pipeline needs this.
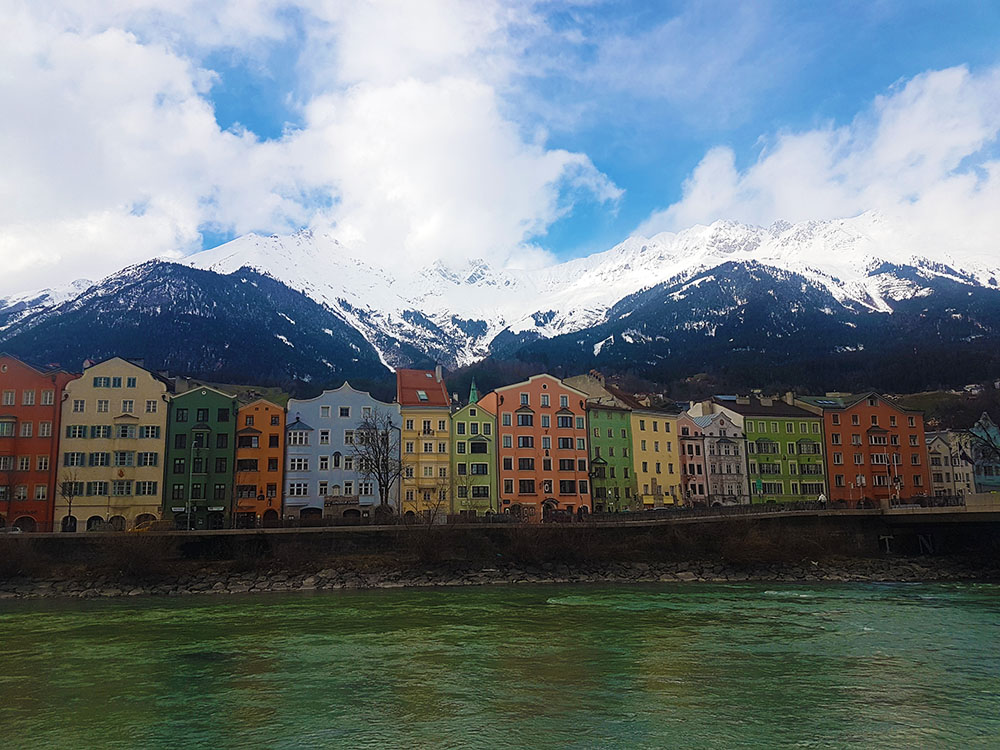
[164,385,238,529]
[586,402,636,512]
[450,382,498,516]
[698,395,826,503]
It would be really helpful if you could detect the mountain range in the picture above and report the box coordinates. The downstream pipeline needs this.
[2,211,999,394]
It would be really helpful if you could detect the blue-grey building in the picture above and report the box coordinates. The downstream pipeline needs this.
[284,384,400,521]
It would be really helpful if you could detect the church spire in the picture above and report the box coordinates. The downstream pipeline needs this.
[468,379,479,405]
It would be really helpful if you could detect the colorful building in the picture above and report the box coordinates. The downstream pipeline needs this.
[0,354,78,532]
[925,431,975,497]
[285,383,400,522]
[234,399,285,527]
[677,414,708,505]
[796,392,931,507]
[970,412,1000,494]
[397,367,452,520]
[55,357,171,532]
[564,373,672,509]
[585,402,635,512]
[164,385,238,529]
[479,374,591,520]
[693,395,826,503]
[688,412,750,505]
[450,381,498,516]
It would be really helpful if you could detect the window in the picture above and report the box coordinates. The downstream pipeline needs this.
[268,458,278,472]
[37,455,49,471]
[114,451,134,467]
[269,434,279,448]
[112,480,132,496]
[560,395,569,408]
[502,413,511,426]
[217,408,230,422]
[577,438,586,450]
[175,408,188,423]
[96,399,109,413]
[41,389,54,406]
[174,434,187,449]
[287,482,309,497]
[121,400,135,413]
[72,399,85,413]
[39,421,52,437]
[65,425,86,439]
[196,408,209,423]
[135,481,158,496]
[22,390,35,406]
[1,390,13,406]
[517,413,533,426]
[577,417,585,429]
[520,393,529,406]
[288,431,309,446]
[518,479,535,494]
[518,457,535,471]
[502,435,512,448]
[173,458,186,474]
[503,479,514,494]
[289,457,309,471]
[215,457,227,473]
[557,415,573,428]
[518,435,534,448]
[19,422,32,438]
[471,463,488,475]
[470,441,487,454]
[137,452,158,467]
[557,437,572,449]
[117,424,136,439]
[89,481,110,497]
[540,394,550,407]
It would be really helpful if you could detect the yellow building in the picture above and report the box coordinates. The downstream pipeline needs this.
[54,357,171,531]
[396,367,452,520]
[630,407,682,506]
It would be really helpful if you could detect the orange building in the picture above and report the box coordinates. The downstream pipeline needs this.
[796,392,931,507]
[234,399,285,527]
[0,354,78,531]
[479,374,591,520]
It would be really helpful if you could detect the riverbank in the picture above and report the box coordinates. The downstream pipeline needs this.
[1,555,997,600]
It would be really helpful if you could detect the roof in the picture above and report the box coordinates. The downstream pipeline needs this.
[713,394,816,418]
[604,383,682,414]
[796,392,922,414]
[396,369,450,407]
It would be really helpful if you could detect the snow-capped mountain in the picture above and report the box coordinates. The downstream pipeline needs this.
[183,211,1000,369]
[2,210,1000,390]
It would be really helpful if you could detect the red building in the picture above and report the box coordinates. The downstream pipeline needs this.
[796,392,931,507]
[0,354,78,531]
[479,374,591,520]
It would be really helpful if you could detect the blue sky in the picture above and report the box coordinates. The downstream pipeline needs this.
[2,1,1000,293]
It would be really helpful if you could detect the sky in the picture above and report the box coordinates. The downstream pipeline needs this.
[1,0,999,295]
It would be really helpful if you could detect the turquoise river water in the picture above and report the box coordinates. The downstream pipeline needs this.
[1,583,998,749]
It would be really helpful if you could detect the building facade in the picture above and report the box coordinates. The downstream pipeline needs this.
[397,368,452,520]
[55,358,170,532]
[0,355,77,532]
[164,386,238,529]
[693,395,826,503]
[925,431,975,497]
[285,384,400,521]
[234,399,285,527]
[970,412,1000,494]
[479,374,591,520]
[678,414,709,505]
[586,403,636,512]
[797,392,931,507]
[689,413,750,504]
[450,383,498,516]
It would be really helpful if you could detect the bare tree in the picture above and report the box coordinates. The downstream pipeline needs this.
[57,469,82,532]
[352,408,403,516]
[967,412,1000,462]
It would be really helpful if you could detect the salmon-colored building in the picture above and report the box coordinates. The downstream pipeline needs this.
[234,399,285,527]
[677,413,709,505]
[479,374,591,520]
[796,392,931,507]
[0,354,78,531]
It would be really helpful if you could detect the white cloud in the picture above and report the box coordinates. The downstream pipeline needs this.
[0,1,619,294]
[638,65,1000,264]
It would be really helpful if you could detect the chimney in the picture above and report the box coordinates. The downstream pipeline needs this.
[434,364,443,382]
[784,391,794,405]
[736,396,750,405]
[760,397,773,407]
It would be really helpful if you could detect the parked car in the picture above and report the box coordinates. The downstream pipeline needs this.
[0,526,23,534]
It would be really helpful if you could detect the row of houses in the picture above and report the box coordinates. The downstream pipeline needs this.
[2,354,999,531]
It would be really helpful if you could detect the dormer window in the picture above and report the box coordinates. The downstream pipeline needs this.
[416,390,428,402]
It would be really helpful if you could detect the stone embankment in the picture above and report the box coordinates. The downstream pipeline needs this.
[1,557,997,600]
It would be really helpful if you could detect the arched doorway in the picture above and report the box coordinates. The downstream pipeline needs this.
[108,515,126,532]
[541,498,558,521]
[86,516,105,531]
[300,507,323,526]
[134,513,156,527]
[12,516,36,533]
[173,512,191,530]
[61,515,78,533]
[0,514,6,528]
[206,512,225,530]
[262,509,280,528]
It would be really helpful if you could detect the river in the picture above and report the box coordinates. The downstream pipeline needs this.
[1,583,998,749]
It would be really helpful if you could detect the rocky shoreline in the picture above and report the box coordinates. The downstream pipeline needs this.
[1,556,997,600]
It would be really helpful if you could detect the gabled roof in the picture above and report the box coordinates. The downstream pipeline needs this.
[81,356,175,392]
[396,369,450,407]
[286,418,314,431]
[491,373,590,399]
[796,392,922,414]
[172,383,237,401]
